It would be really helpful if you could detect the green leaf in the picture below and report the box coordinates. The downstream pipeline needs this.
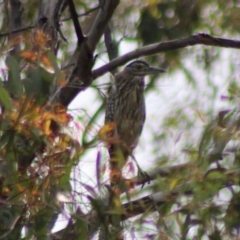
[5,56,23,98]
[25,67,52,103]
[75,216,88,240]
[0,131,11,150]
[0,85,12,110]
[34,207,54,238]
[25,68,43,98]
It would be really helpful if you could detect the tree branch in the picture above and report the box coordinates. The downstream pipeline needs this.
[92,33,240,79]
[67,0,85,45]
[0,25,34,37]
[54,0,120,106]
[125,163,192,188]
[63,5,101,28]
[87,0,120,51]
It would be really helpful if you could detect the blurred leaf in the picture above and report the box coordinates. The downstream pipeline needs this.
[0,130,11,150]
[209,229,222,240]
[75,215,88,240]
[34,207,54,239]
[0,85,12,110]
[225,192,240,233]
[5,56,23,98]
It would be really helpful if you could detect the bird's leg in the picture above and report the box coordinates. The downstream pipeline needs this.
[130,153,151,187]
[121,144,151,187]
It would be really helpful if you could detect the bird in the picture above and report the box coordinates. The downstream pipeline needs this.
[105,60,165,187]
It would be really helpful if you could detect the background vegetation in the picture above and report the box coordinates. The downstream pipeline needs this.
[0,0,240,239]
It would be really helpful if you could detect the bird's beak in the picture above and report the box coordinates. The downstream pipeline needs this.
[147,66,166,74]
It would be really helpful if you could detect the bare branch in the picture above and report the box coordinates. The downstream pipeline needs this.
[55,0,120,106]
[67,0,85,45]
[0,25,34,37]
[62,5,101,23]
[92,33,240,79]
[87,0,120,50]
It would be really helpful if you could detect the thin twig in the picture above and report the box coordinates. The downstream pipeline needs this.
[61,5,101,22]
[0,5,100,38]
[0,25,34,37]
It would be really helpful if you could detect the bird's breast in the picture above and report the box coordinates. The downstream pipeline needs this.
[113,81,146,147]
[116,83,145,121]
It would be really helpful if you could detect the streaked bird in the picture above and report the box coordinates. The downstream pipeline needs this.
[105,60,165,187]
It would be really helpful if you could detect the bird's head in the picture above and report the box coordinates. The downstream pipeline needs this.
[124,60,165,77]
